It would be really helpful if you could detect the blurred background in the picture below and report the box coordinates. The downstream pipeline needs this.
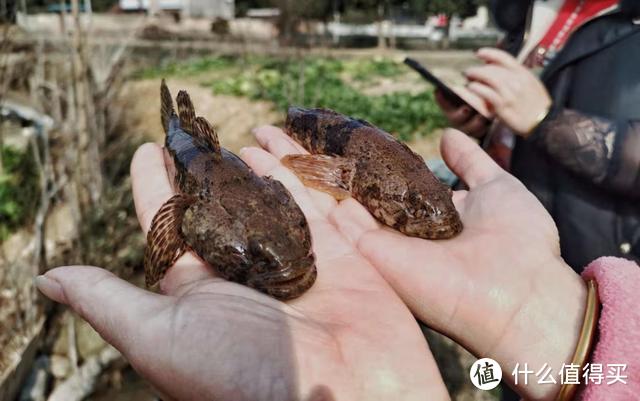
[0,1,502,400]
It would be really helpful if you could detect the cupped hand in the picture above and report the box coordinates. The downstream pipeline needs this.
[465,48,551,135]
[255,126,587,401]
[36,141,450,401]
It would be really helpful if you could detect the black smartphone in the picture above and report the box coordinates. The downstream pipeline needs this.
[404,57,476,111]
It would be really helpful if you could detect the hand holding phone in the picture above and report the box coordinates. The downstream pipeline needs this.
[404,57,493,119]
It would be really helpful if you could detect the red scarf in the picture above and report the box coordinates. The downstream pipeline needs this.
[539,0,619,51]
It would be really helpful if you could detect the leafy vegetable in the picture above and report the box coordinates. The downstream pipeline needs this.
[0,145,39,240]
[135,55,448,140]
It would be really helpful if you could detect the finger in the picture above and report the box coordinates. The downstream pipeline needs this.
[239,146,364,267]
[254,125,308,157]
[458,113,491,139]
[252,127,340,214]
[160,253,217,296]
[440,128,504,188]
[434,89,457,112]
[242,142,338,217]
[131,143,174,234]
[466,81,502,111]
[464,65,511,97]
[131,143,217,290]
[240,148,362,285]
[328,198,380,245]
[36,266,170,356]
[239,147,324,221]
[476,47,520,69]
[356,229,459,331]
[452,189,468,207]
[448,105,476,126]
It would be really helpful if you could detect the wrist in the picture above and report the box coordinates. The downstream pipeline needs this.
[521,98,553,138]
[495,258,588,401]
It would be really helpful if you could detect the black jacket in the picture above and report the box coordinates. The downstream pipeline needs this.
[492,0,640,271]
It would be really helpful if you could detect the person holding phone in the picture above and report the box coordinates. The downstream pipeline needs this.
[436,0,640,273]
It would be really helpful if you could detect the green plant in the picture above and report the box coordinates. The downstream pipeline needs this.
[0,145,39,240]
[343,57,404,81]
[132,55,237,80]
[209,57,446,140]
[134,55,447,140]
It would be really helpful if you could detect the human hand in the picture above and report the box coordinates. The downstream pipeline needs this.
[256,127,587,401]
[36,141,450,401]
[465,48,552,135]
[434,89,491,138]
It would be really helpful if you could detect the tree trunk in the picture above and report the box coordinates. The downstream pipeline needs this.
[376,4,386,50]
[70,0,102,217]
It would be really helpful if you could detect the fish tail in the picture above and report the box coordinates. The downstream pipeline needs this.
[285,106,355,156]
[285,106,323,153]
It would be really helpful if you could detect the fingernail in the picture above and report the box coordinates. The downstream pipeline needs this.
[35,275,67,304]
[239,147,248,156]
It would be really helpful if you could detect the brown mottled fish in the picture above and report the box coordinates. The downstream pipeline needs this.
[144,82,316,300]
[281,107,463,239]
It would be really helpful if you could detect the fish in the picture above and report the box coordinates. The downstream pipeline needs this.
[281,107,463,240]
[143,82,316,300]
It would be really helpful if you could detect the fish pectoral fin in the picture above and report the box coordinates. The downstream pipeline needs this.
[144,194,195,288]
[176,90,196,135]
[281,154,355,200]
[193,116,221,158]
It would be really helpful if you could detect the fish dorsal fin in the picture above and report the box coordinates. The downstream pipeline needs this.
[176,90,196,135]
[160,79,176,135]
[193,116,221,158]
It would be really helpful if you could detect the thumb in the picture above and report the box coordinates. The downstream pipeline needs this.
[440,128,504,188]
[36,266,170,356]
[357,230,459,333]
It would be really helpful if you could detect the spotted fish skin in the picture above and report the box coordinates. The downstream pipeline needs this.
[143,83,316,300]
[283,107,463,240]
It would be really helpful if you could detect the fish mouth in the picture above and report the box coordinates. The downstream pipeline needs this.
[403,213,463,240]
[263,265,317,301]
[247,256,317,301]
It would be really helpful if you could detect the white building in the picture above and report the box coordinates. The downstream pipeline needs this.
[119,0,234,19]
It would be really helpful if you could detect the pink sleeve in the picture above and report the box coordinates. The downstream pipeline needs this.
[577,257,640,401]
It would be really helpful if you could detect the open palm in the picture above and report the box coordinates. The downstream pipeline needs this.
[36,142,449,401]
[255,127,587,401]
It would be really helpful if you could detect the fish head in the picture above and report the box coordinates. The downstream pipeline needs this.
[181,198,317,300]
[399,184,463,239]
[245,234,317,300]
[369,174,462,240]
